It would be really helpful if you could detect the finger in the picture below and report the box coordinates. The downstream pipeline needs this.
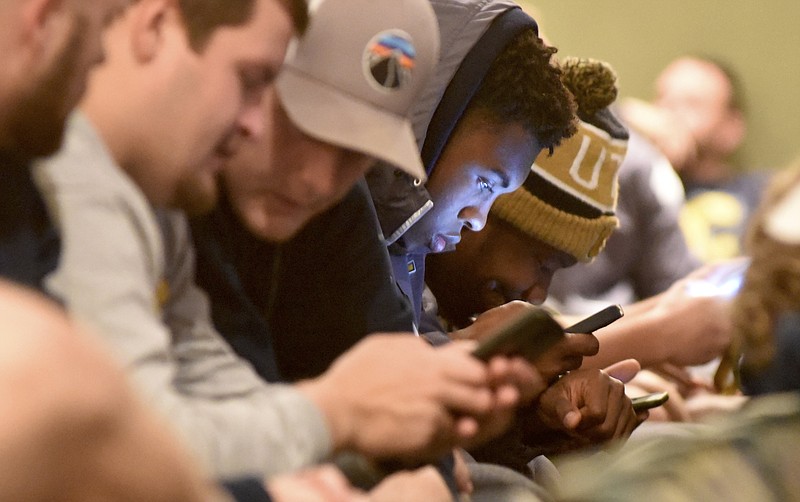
[487,358,530,407]
[507,357,547,402]
[564,411,583,431]
[487,356,546,403]
[588,372,632,438]
[493,383,520,409]
[559,355,585,373]
[394,410,459,463]
[562,332,600,357]
[438,383,493,416]
[553,395,582,430]
[437,348,490,387]
[306,465,360,500]
[605,359,641,383]
[613,396,638,439]
[454,416,479,441]
[603,396,627,439]
[579,399,614,433]
[284,465,362,502]
[486,355,511,385]
[577,377,613,429]
[452,449,474,495]
[583,383,626,440]
[447,339,479,353]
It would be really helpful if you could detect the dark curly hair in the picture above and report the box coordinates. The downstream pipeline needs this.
[465,28,577,152]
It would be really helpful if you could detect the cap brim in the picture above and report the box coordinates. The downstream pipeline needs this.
[276,67,426,181]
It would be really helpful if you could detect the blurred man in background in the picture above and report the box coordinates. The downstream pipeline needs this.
[646,55,767,262]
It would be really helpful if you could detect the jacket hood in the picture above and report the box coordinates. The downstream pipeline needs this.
[366,0,538,248]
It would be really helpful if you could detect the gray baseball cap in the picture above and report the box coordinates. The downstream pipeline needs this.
[276,0,440,182]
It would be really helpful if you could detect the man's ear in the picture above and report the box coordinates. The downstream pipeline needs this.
[718,109,746,156]
[18,0,69,55]
[129,0,175,63]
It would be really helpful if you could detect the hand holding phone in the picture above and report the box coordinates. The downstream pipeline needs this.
[471,307,564,362]
[685,258,750,299]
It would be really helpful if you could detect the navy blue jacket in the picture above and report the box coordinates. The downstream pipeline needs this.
[0,155,60,292]
[193,179,415,382]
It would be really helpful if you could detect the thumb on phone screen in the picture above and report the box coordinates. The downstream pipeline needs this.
[604,359,641,384]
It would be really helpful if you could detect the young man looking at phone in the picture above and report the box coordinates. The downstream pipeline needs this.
[0,1,232,499]
[415,54,646,471]
[426,57,629,330]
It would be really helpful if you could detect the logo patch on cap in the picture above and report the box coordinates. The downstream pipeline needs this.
[363,30,415,91]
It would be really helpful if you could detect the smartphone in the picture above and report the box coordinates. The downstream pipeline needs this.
[685,258,750,299]
[471,307,565,362]
[565,304,624,334]
[631,391,669,412]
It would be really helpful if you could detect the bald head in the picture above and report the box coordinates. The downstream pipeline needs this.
[655,56,745,163]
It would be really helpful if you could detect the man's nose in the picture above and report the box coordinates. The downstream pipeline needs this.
[460,205,488,232]
[236,102,266,140]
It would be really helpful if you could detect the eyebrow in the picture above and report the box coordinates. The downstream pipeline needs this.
[490,168,511,189]
[239,61,280,85]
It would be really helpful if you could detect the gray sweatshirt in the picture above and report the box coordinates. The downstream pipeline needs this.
[34,112,332,479]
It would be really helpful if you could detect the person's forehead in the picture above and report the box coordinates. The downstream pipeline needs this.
[661,60,730,94]
[448,122,536,181]
[501,138,539,190]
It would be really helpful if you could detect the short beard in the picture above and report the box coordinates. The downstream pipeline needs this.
[172,171,220,217]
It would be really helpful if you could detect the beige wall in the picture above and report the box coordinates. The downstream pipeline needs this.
[519,0,800,172]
